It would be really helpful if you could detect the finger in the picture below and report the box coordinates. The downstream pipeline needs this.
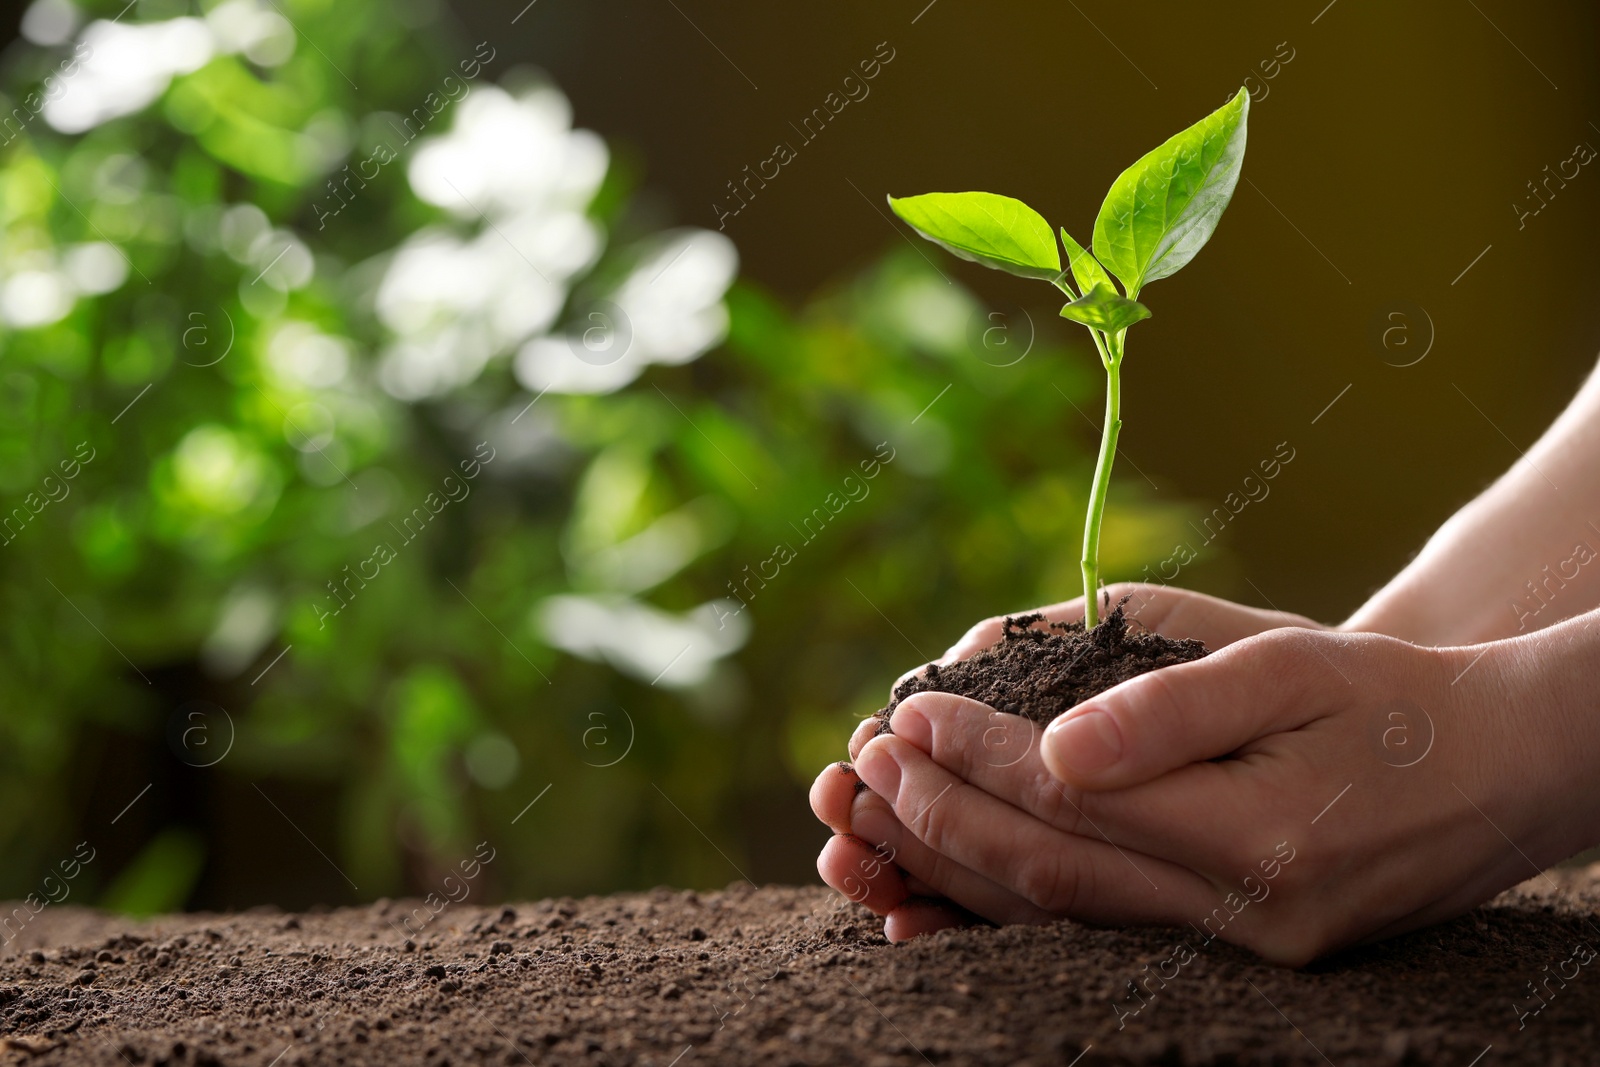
[849,786,1054,927]
[854,734,1218,924]
[810,760,862,835]
[849,716,886,761]
[816,833,909,915]
[883,898,979,942]
[871,586,1324,777]
[1043,629,1335,791]
[812,767,965,914]
[1115,586,1323,648]
[892,690,1261,873]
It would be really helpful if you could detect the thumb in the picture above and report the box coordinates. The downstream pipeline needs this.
[1040,629,1333,791]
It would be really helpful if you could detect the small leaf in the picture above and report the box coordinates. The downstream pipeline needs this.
[1060,228,1115,298]
[1058,282,1152,334]
[1092,87,1250,295]
[887,192,1061,281]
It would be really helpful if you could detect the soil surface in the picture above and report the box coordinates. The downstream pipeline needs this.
[4,871,1600,1066]
[877,603,1209,732]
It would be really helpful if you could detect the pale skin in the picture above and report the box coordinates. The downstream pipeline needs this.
[811,358,1600,964]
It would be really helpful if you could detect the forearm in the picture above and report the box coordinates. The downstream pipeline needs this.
[1346,358,1600,645]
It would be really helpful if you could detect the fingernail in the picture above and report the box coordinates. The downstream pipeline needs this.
[1045,709,1122,776]
[888,702,931,749]
[854,741,902,802]
[851,806,897,850]
[849,784,876,824]
[849,717,881,753]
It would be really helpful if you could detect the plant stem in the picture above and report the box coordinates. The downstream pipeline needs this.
[1080,332,1123,629]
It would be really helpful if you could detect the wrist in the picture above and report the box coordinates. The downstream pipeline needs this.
[1339,585,1441,644]
[1472,618,1600,862]
[1341,577,1507,646]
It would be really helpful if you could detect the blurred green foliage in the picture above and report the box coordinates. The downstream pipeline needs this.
[0,0,1197,909]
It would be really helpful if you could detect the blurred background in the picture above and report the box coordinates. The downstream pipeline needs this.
[1,0,1597,914]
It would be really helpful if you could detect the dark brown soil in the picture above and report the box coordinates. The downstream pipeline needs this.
[4,872,1600,1066]
[876,602,1209,733]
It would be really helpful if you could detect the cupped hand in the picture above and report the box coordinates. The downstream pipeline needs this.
[847,625,1596,964]
[811,583,1325,941]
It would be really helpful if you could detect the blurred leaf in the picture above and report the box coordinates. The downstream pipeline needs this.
[100,829,205,917]
[0,3,1206,909]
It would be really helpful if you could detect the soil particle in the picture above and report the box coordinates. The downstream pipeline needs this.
[4,874,1600,1064]
[877,601,1208,731]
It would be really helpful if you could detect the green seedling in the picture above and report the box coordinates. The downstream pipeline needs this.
[889,88,1250,629]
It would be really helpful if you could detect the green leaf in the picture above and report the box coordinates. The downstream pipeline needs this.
[1059,282,1152,334]
[887,191,1061,281]
[1091,87,1250,295]
[99,829,206,916]
[1060,228,1115,298]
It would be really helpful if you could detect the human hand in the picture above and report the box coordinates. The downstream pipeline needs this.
[810,583,1324,940]
[844,623,1600,964]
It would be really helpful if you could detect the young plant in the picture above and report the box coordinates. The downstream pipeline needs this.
[888,88,1250,629]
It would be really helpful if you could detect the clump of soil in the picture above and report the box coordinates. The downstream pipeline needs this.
[876,599,1208,732]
